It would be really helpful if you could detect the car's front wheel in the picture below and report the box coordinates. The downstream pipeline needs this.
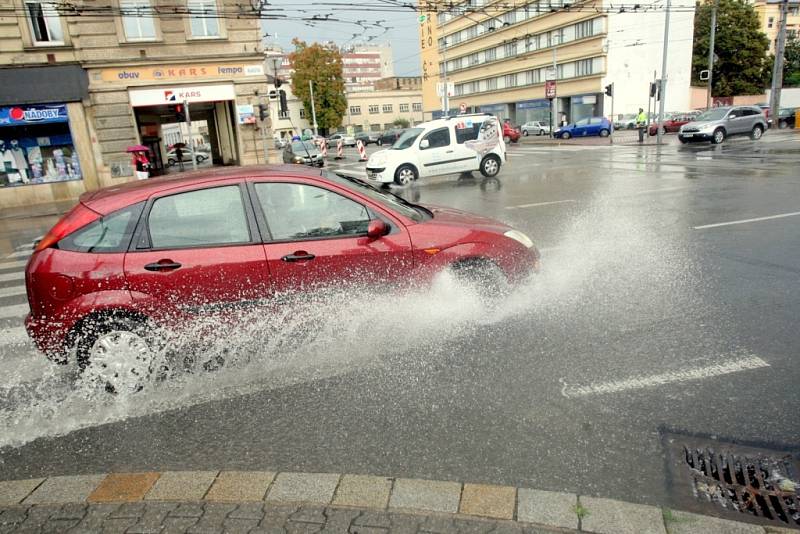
[523,130,529,136]
[394,164,417,185]
[712,128,726,144]
[539,129,545,136]
[561,132,571,140]
[750,125,764,140]
[503,135,511,143]
[376,139,383,146]
[599,128,610,137]
[480,155,501,178]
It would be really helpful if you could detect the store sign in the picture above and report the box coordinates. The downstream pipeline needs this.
[237,104,255,124]
[128,84,237,107]
[97,64,265,84]
[0,104,68,126]
[545,81,557,99]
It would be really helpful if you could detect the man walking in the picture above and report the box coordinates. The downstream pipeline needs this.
[636,108,648,143]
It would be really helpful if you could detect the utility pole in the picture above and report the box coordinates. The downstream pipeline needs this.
[441,40,449,115]
[706,0,719,109]
[184,100,197,171]
[550,37,559,138]
[770,0,790,128]
[656,0,672,145]
[309,80,319,137]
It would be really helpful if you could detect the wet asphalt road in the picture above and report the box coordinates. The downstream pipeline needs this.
[1,133,799,511]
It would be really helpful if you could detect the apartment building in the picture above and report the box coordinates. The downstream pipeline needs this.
[755,0,800,54]
[343,91,425,132]
[342,44,395,92]
[417,0,694,125]
[0,0,265,210]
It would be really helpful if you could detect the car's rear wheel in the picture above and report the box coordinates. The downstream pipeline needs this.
[599,128,610,137]
[480,155,501,178]
[561,132,571,140]
[712,128,726,144]
[750,125,764,140]
[394,164,417,185]
[376,139,383,146]
[503,135,511,143]
[539,129,545,136]
[523,130,529,136]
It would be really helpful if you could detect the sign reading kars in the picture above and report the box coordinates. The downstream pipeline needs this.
[128,84,237,107]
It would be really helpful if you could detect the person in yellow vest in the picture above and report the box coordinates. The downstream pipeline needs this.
[636,108,648,142]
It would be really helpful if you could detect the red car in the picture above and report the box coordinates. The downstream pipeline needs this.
[648,114,691,136]
[502,121,521,143]
[25,167,539,391]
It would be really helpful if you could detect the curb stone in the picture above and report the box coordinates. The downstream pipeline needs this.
[0,470,795,533]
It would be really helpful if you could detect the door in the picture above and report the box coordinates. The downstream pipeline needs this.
[124,183,271,318]
[417,126,457,177]
[452,120,485,172]
[573,118,590,136]
[250,181,413,294]
[726,108,749,134]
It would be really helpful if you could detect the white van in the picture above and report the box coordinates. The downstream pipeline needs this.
[365,114,506,185]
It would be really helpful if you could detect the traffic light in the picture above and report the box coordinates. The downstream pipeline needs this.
[604,83,613,97]
[656,82,662,101]
[275,77,283,88]
[649,82,657,98]
[279,90,288,115]
[258,103,268,121]
[174,104,186,122]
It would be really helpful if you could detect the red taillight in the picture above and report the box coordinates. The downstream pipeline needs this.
[35,203,100,252]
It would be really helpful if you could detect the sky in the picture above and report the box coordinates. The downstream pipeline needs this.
[261,4,424,77]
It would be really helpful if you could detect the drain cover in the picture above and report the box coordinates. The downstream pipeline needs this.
[664,432,800,528]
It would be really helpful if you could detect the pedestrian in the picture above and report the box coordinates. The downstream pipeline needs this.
[636,107,648,143]
[133,151,150,180]
[175,145,184,171]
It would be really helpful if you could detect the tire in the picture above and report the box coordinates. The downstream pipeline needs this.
[450,259,509,300]
[167,158,175,166]
[561,131,571,140]
[479,155,501,178]
[539,129,545,136]
[778,120,788,129]
[678,137,688,144]
[503,135,511,143]
[711,128,725,144]
[523,130,529,136]
[376,139,383,146]
[394,164,417,185]
[599,129,610,137]
[750,125,764,140]
[76,316,155,395]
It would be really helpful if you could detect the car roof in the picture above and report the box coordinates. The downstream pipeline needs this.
[80,165,324,215]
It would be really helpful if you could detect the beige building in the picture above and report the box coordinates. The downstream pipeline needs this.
[374,76,423,91]
[0,0,266,210]
[342,90,424,133]
[754,0,800,54]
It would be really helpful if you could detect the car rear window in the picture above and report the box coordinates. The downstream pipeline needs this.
[56,202,144,253]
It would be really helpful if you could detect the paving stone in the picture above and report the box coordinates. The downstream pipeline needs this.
[289,506,327,524]
[49,502,88,520]
[162,516,200,534]
[389,478,462,514]
[89,473,160,502]
[169,503,206,518]
[266,473,340,505]
[205,471,275,502]
[580,497,667,534]
[261,503,299,527]
[223,517,261,533]
[23,474,106,505]
[285,522,323,533]
[250,527,290,534]
[109,501,148,518]
[333,475,392,509]
[227,502,265,520]
[349,527,389,534]
[100,516,140,532]
[202,503,238,517]
[459,484,516,520]
[419,513,457,532]
[126,520,169,534]
[41,518,81,532]
[0,479,44,505]
[664,510,766,534]
[146,472,219,501]
[485,523,525,534]
[453,517,496,533]
[320,507,360,532]
[352,510,393,528]
[516,489,577,530]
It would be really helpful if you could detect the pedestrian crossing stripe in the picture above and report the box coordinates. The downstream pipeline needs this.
[0,271,25,283]
[0,285,26,299]
[0,303,29,320]
[0,326,28,347]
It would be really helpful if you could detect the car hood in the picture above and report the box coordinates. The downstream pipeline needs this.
[425,204,510,232]
[681,120,715,130]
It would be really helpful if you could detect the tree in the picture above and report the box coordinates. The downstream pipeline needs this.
[784,33,800,87]
[692,0,771,96]
[393,117,410,128]
[289,39,347,133]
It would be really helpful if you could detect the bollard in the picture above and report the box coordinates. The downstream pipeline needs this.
[335,139,344,160]
[356,139,367,162]
[319,139,328,159]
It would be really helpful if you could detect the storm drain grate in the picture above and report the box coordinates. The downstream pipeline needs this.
[665,433,800,528]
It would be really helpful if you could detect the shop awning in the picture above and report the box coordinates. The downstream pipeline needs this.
[0,65,88,106]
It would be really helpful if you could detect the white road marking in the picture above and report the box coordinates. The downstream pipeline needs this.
[0,285,26,298]
[2,250,31,260]
[0,326,28,347]
[0,271,24,283]
[0,304,28,319]
[0,260,28,271]
[627,185,693,195]
[561,355,770,398]
[693,211,800,230]
[506,200,576,210]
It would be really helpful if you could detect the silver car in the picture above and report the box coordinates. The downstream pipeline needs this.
[521,121,551,136]
[678,106,767,145]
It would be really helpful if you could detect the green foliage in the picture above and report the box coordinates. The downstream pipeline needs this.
[393,117,411,128]
[784,33,800,87]
[289,40,348,132]
[692,0,771,96]
[573,503,590,520]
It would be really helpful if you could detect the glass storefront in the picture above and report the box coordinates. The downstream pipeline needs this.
[0,104,81,187]
[516,99,551,124]
[569,94,601,123]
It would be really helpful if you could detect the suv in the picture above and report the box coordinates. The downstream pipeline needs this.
[521,121,550,136]
[366,114,505,185]
[678,106,766,144]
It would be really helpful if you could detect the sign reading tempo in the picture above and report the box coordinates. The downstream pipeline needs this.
[128,84,236,107]
[96,64,265,84]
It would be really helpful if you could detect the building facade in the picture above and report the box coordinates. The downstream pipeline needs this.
[374,76,423,91]
[0,0,266,210]
[417,0,694,125]
[343,90,424,132]
[754,0,800,54]
[342,44,395,92]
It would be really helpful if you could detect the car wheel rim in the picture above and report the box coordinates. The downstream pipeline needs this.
[85,330,151,393]
[503,136,510,143]
[484,159,498,175]
[715,131,724,143]
[398,169,414,184]
[753,128,762,139]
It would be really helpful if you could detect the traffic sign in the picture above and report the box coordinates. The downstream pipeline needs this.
[545,80,557,99]
[459,102,467,114]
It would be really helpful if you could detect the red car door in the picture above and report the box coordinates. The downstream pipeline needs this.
[248,178,413,294]
[123,182,271,321]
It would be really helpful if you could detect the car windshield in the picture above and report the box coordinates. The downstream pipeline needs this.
[391,128,424,150]
[291,141,318,153]
[696,108,729,121]
[322,170,431,222]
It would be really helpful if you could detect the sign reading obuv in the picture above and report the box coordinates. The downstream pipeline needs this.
[97,64,265,84]
[0,104,68,126]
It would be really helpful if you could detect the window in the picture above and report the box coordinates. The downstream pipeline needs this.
[437,12,447,24]
[278,110,289,119]
[575,118,590,126]
[422,127,451,149]
[299,108,305,118]
[504,41,518,57]
[58,203,144,253]
[382,104,393,113]
[502,10,516,25]
[455,121,482,144]
[25,1,64,44]
[505,73,518,87]
[452,57,463,70]
[790,6,799,15]
[350,105,361,115]
[485,48,496,62]
[451,32,461,44]
[368,105,380,114]
[526,34,539,51]
[188,0,220,38]
[768,17,774,29]
[589,118,603,124]
[576,59,593,76]
[255,183,370,241]
[412,102,423,112]
[487,77,497,90]
[469,52,480,66]
[467,26,478,39]
[526,69,540,84]
[575,20,592,39]
[148,186,250,249]
[120,0,156,40]
[399,103,409,112]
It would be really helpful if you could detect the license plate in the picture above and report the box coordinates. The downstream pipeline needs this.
[683,133,693,137]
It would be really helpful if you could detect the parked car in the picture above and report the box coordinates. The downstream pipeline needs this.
[678,106,766,144]
[326,133,356,148]
[355,131,380,145]
[501,121,521,143]
[366,114,505,185]
[166,148,208,166]
[521,121,551,136]
[777,108,796,129]
[25,167,540,392]
[554,117,613,139]
[648,114,692,136]
[283,141,324,167]
[377,129,405,146]
[614,114,638,130]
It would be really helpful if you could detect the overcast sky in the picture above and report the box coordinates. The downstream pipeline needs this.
[261,7,423,77]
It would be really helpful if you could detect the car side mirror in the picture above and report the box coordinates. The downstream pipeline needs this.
[420,139,430,149]
[367,219,389,239]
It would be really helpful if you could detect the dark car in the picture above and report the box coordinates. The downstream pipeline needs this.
[777,108,796,129]
[377,129,405,146]
[25,166,540,392]
[283,141,324,167]
[355,131,380,145]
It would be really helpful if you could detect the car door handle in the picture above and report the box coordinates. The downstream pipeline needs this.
[282,252,315,262]
[446,150,454,153]
[144,261,182,272]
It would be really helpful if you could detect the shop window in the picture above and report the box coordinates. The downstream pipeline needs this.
[25,1,64,45]
[120,0,157,40]
[412,103,422,112]
[382,104,393,113]
[399,103,409,112]
[350,106,361,115]
[188,0,221,38]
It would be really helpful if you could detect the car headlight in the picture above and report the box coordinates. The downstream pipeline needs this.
[369,152,387,166]
[504,229,534,248]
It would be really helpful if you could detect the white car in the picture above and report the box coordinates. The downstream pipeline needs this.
[521,121,550,136]
[327,133,356,147]
[366,114,505,186]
